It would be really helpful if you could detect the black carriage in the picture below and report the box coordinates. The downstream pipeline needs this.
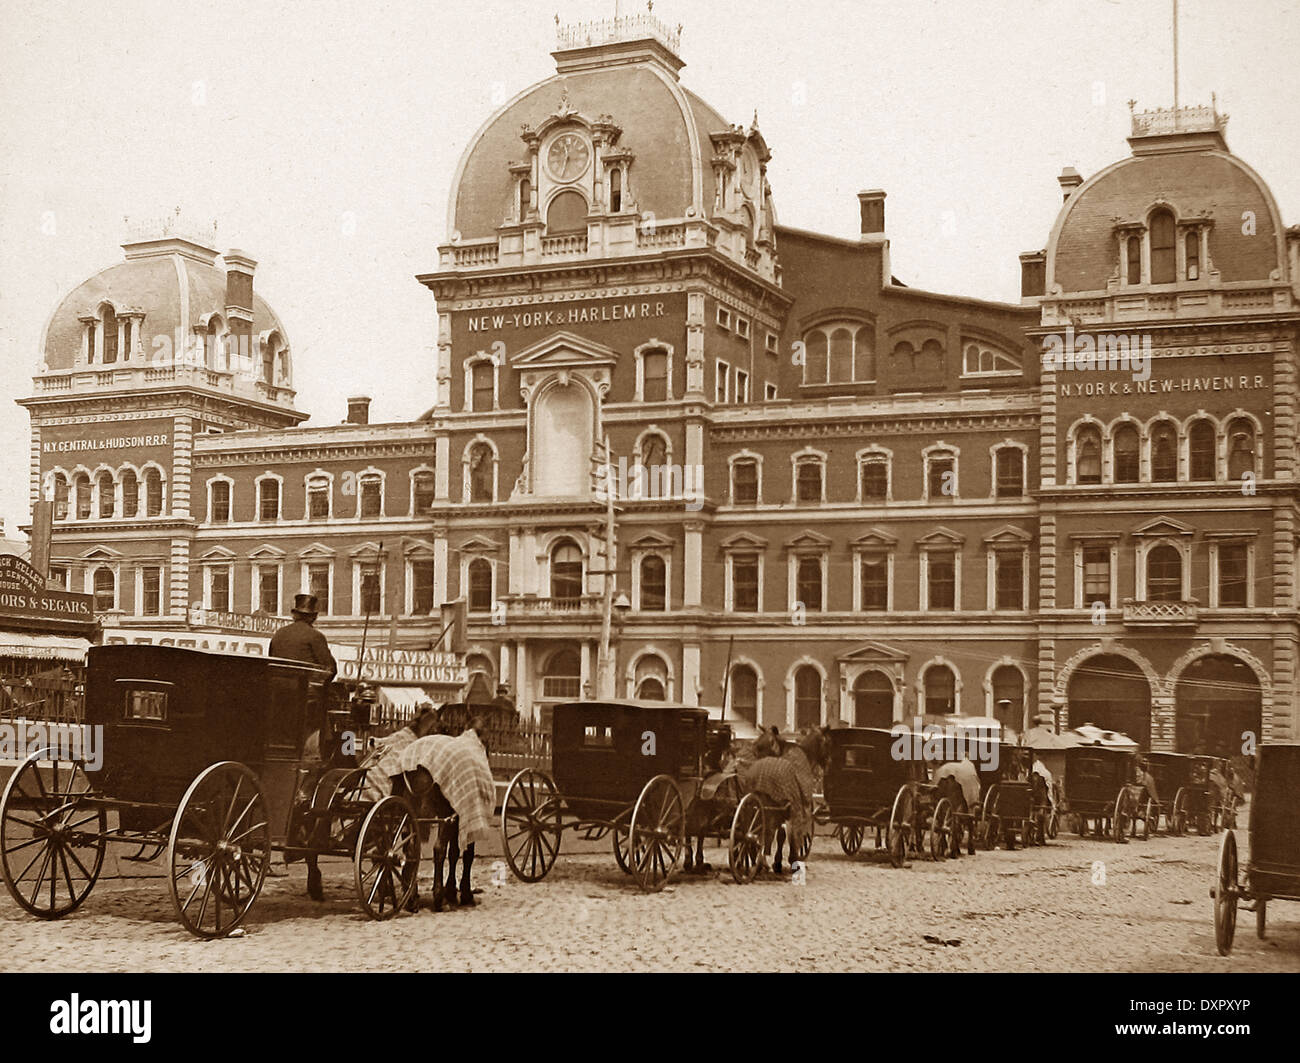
[1063,745,1152,842]
[499,700,750,892]
[975,743,1050,850]
[0,644,422,938]
[1212,743,1300,955]
[1145,752,1228,836]
[822,728,952,866]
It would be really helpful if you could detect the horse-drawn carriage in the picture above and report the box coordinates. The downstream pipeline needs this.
[0,644,422,938]
[1212,743,1300,955]
[1145,752,1229,836]
[500,700,753,891]
[973,743,1052,850]
[822,728,955,866]
[1063,744,1154,842]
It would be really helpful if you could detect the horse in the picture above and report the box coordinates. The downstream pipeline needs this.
[740,726,830,876]
[301,705,441,902]
[681,725,737,875]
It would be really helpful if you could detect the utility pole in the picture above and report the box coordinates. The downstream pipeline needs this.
[594,435,619,698]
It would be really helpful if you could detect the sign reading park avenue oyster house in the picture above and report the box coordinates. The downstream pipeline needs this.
[336,646,467,686]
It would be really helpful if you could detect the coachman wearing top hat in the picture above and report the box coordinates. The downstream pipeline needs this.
[269,593,337,682]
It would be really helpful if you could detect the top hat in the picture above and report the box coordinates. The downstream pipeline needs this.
[291,593,320,617]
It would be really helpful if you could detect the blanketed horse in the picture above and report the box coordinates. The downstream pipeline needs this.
[739,727,830,875]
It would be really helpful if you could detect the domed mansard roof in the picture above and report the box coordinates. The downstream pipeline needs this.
[39,235,293,395]
[445,15,776,252]
[1045,105,1289,295]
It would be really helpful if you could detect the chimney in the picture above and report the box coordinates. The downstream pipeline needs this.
[858,190,886,236]
[346,396,371,425]
[1057,167,1083,201]
[1020,251,1046,298]
[223,250,257,372]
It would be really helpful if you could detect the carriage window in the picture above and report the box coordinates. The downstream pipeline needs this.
[843,748,872,770]
[582,724,614,748]
[123,688,167,722]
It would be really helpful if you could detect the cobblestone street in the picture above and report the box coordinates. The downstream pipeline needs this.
[3,819,1295,973]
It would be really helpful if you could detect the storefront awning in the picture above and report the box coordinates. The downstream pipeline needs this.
[0,633,90,663]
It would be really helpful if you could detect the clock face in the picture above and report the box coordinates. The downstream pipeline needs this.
[546,132,590,182]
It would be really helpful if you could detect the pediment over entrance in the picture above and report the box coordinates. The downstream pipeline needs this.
[1131,516,1195,538]
[837,640,909,665]
[510,331,620,369]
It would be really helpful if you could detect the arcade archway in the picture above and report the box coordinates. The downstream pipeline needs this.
[1174,654,1261,758]
[1066,654,1152,747]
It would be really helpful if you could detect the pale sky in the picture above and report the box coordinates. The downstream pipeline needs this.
[1,0,1297,535]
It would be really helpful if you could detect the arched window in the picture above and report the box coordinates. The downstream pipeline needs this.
[634,655,668,700]
[547,190,587,233]
[470,360,494,412]
[795,457,823,503]
[638,432,668,471]
[923,664,956,717]
[994,447,1024,498]
[804,330,827,383]
[1147,544,1183,601]
[412,470,436,513]
[1188,419,1217,481]
[608,169,621,212]
[119,469,138,519]
[467,559,493,612]
[991,665,1024,733]
[1185,230,1200,280]
[1126,235,1142,285]
[96,471,115,519]
[1151,421,1178,482]
[209,481,231,523]
[921,339,945,375]
[855,326,875,380]
[468,443,494,503]
[794,666,822,729]
[144,468,163,517]
[205,317,224,370]
[1075,425,1102,484]
[732,457,759,505]
[307,474,331,519]
[92,567,116,612]
[860,455,888,501]
[358,474,382,518]
[550,541,584,602]
[1113,424,1140,483]
[639,554,666,611]
[73,472,91,520]
[52,473,69,520]
[926,449,957,499]
[1227,419,1256,481]
[730,664,758,725]
[542,647,582,699]
[828,327,853,383]
[641,347,668,401]
[102,306,119,364]
[258,478,280,521]
[1150,209,1176,284]
[465,654,495,703]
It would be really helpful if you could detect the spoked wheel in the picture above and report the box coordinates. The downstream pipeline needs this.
[316,767,370,849]
[1141,799,1155,841]
[354,795,420,920]
[1213,830,1238,956]
[500,769,562,883]
[1172,790,1187,836]
[612,811,632,875]
[728,793,765,885]
[1256,898,1267,940]
[167,762,269,939]
[887,787,913,869]
[1046,809,1059,840]
[0,748,107,920]
[928,798,953,861]
[839,823,864,856]
[1112,791,1130,844]
[629,775,684,893]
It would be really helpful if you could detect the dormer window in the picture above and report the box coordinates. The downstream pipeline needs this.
[609,168,622,212]
[102,306,119,364]
[1185,230,1200,280]
[547,190,587,233]
[1126,236,1142,285]
[1150,209,1176,284]
[519,178,531,222]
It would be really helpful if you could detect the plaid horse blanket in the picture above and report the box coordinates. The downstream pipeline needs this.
[399,731,497,847]
[739,751,814,846]
[359,727,420,802]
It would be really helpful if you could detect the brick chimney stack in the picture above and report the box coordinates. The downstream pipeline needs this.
[346,396,371,425]
[858,190,886,236]
[223,250,257,374]
[1057,167,1083,201]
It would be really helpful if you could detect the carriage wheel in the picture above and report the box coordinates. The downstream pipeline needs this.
[317,767,370,849]
[1142,799,1155,842]
[928,798,953,862]
[1171,790,1186,836]
[887,787,912,868]
[839,823,864,856]
[629,775,684,893]
[354,795,420,920]
[728,793,765,885]
[500,769,562,883]
[1111,792,1130,845]
[1046,809,1058,840]
[167,762,269,939]
[612,811,632,875]
[1213,830,1238,956]
[1256,899,1267,940]
[0,748,106,920]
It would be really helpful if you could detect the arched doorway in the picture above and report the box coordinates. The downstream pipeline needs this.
[1066,654,1151,747]
[533,381,594,497]
[793,666,822,729]
[990,665,1025,734]
[1174,655,1262,758]
[852,670,894,728]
